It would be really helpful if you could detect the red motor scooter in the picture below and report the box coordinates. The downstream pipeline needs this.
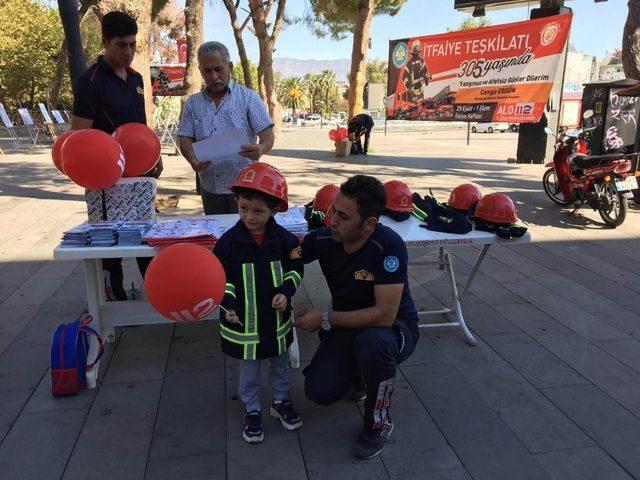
[542,110,639,228]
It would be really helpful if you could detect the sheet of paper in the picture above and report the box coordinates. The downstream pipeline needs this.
[192,127,251,164]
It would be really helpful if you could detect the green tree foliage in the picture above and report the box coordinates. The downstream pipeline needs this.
[366,59,387,85]
[0,0,69,110]
[303,69,339,115]
[277,76,308,115]
[305,0,406,40]
[232,59,259,89]
[447,16,491,32]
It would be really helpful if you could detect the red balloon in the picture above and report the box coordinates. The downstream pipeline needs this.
[338,127,348,139]
[112,123,161,177]
[51,130,77,175]
[145,243,226,322]
[61,129,125,190]
[329,129,338,141]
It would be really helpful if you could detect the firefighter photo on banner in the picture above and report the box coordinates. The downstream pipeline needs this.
[386,13,572,123]
[402,40,432,104]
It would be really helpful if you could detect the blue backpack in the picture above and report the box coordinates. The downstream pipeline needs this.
[50,315,104,396]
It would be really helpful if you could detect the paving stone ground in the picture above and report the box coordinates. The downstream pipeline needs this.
[1,127,639,479]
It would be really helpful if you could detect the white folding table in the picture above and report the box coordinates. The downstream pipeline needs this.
[378,215,531,346]
[54,213,530,387]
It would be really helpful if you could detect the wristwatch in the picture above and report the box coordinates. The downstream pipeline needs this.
[320,311,332,331]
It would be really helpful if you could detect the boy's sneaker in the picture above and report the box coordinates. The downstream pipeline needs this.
[242,410,264,444]
[352,421,394,460]
[270,399,303,431]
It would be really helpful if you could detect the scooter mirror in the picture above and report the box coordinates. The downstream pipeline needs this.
[583,109,594,119]
[544,127,555,136]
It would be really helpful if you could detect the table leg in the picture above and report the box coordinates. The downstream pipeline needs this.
[461,244,490,302]
[444,253,477,346]
[416,249,484,346]
[83,259,111,389]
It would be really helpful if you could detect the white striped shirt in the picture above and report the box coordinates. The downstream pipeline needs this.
[178,81,274,194]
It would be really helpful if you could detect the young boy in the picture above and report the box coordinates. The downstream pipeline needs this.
[213,163,304,444]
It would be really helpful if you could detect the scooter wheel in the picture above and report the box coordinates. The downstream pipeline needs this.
[542,168,572,206]
[598,181,627,228]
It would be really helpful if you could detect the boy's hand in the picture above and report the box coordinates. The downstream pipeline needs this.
[272,294,287,312]
[225,309,242,325]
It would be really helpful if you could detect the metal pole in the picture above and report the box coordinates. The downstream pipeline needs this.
[555,19,571,137]
[467,121,471,145]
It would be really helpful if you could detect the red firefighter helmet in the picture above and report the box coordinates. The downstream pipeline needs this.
[474,193,517,224]
[324,204,334,227]
[384,180,413,213]
[230,162,288,211]
[313,184,339,213]
[448,184,482,211]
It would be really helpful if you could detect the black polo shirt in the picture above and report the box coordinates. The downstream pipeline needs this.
[73,55,146,134]
[301,224,419,340]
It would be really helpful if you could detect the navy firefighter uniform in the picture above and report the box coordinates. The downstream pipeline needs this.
[301,223,419,431]
[214,217,304,360]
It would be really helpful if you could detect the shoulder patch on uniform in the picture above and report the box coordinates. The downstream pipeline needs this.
[136,86,144,95]
[354,270,374,281]
[290,246,301,259]
[383,255,399,273]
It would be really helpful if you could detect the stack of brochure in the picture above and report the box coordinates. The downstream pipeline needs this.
[88,221,122,247]
[275,207,308,237]
[60,224,91,247]
[117,221,152,246]
[143,218,222,250]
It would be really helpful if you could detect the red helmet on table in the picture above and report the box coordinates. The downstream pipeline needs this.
[313,184,339,213]
[449,184,482,211]
[384,180,413,213]
[474,193,517,224]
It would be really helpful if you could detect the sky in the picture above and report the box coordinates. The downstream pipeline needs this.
[200,0,629,63]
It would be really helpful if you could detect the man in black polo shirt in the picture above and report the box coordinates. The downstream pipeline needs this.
[295,175,419,460]
[72,11,162,300]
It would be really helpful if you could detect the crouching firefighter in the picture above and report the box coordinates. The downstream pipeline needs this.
[294,175,419,459]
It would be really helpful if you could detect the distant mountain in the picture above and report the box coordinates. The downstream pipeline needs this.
[273,57,351,81]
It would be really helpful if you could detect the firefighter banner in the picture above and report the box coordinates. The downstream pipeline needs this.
[386,14,572,123]
[151,64,186,96]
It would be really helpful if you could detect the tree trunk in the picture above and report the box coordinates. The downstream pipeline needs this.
[623,0,640,80]
[223,1,253,90]
[347,0,374,120]
[249,0,285,136]
[51,3,91,107]
[57,0,88,89]
[257,67,267,101]
[50,38,68,107]
[184,0,204,97]
[94,1,155,124]
[257,66,267,101]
